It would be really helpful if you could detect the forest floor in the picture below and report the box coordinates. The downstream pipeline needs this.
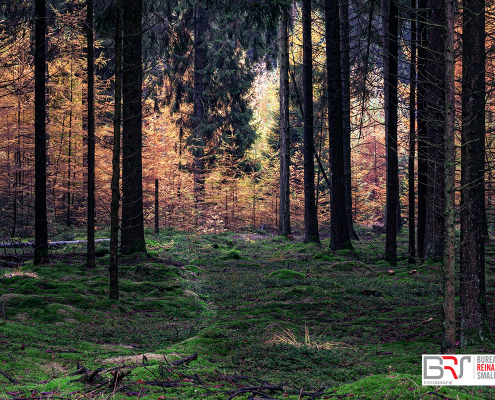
[1,226,495,399]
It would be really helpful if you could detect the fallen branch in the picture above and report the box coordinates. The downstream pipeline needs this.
[170,352,197,366]
[0,368,19,383]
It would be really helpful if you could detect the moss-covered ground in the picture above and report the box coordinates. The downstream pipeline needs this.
[1,226,495,399]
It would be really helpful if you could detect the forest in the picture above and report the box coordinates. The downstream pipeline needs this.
[1,0,495,398]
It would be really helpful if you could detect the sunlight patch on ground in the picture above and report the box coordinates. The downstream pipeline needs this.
[3,266,39,279]
[267,326,354,351]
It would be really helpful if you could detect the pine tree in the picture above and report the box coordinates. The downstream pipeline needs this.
[326,0,350,250]
[279,8,291,236]
[86,0,96,268]
[302,0,319,243]
[383,0,398,266]
[110,0,122,300]
[34,0,49,265]
[121,0,146,254]
[424,0,446,260]
[460,0,490,345]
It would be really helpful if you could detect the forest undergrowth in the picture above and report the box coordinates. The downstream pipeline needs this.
[1,226,495,399]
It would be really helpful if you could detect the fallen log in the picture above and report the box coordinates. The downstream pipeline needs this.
[0,239,110,249]
[169,352,198,366]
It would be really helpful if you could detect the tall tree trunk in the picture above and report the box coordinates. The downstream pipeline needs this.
[34,0,49,265]
[279,10,291,236]
[110,0,122,301]
[86,0,96,268]
[460,0,490,345]
[302,0,319,243]
[155,178,159,234]
[442,0,455,354]
[67,74,73,227]
[327,0,351,250]
[121,0,145,255]
[383,0,398,266]
[193,5,206,221]
[340,0,358,241]
[408,0,416,264]
[416,0,427,259]
[424,0,445,260]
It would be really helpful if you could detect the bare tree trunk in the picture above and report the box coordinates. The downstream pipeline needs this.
[327,0,351,250]
[340,0,358,241]
[279,10,291,236]
[383,0,398,266]
[302,0,319,243]
[86,0,96,268]
[442,0,455,354]
[424,0,445,260]
[155,178,159,234]
[34,0,49,265]
[121,0,145,254]
[408,0,416,264]
[460,0,490,345]
[193,5,206,222]
[110,0,122,301]
[67,74,73,227]
[416,0,427,259]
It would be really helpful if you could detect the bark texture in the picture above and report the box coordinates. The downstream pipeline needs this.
[278,11,291,236]
[193,5,206,220]
[155,178,159,234]
[327,0,351,250]
[302,0,319,243]
[86,0,96,268]
[442,0,455,354]
[383,0,398,266]
[121,0,146,255]
[416,0,427,259]
[34,0,49,265]
[408,0,416,264]
[340,0,357,241]
[460,0,490,345]
[424,0,445,260]
[110,0,122,301]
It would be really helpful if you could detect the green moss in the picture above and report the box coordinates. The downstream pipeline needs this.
[94,247,110,257]
[268,269,305,279]
[147,250,159,258]
[17,296,48,309]
[375,260,391,269]
[223,250,241,260]
[184,264,201,274]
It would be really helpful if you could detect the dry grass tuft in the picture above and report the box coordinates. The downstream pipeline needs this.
[267,325,354,350]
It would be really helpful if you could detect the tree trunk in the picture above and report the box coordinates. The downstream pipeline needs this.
[302,0,319,243]
[408,0,416,264]
[340,0,358,241]
[327,0,351,250]
[110,0,122,301]
[86,0,96,268]
[278,10,291,236]
[424,0,445,260]
[442,0,455,354]
[193,5,206,220]
[460,0,490,345]
[67,77,72,227]
[121,0,145,255]
[34,0,49,265]
[416,0,427,259]
[155,178,159,234]
[383,0,398,266]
